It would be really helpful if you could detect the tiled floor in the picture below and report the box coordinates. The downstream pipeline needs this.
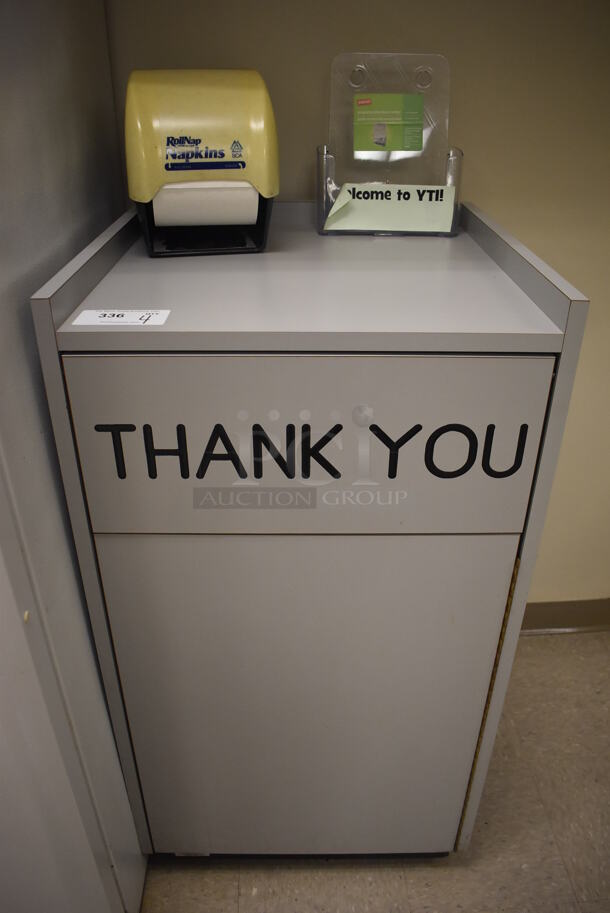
[140,632,610,913]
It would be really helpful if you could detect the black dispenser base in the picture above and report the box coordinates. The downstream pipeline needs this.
[137,196,273,257]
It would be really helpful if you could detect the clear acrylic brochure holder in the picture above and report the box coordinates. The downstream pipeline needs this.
[318,53,463,235]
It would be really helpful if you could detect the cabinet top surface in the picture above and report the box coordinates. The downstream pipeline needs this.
[57,205,563,352]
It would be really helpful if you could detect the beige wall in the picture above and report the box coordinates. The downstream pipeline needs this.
[105,0,610,602]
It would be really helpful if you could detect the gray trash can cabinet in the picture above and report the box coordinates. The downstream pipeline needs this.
[32,203,587,856]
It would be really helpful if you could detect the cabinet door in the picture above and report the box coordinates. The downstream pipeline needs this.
[96,532,518,854]
[64,354,553,534]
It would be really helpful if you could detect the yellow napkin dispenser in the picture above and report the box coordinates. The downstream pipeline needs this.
[125,69,279,257]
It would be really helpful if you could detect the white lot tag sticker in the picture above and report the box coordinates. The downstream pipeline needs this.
[72,309,170,326]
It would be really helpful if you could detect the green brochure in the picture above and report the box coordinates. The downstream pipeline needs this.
[353,93,424,152]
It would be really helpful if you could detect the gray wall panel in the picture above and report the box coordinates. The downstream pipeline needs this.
[0,0,144,908]
[0,543,115,913]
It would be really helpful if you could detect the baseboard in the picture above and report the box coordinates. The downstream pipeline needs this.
[522,598,610,635]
